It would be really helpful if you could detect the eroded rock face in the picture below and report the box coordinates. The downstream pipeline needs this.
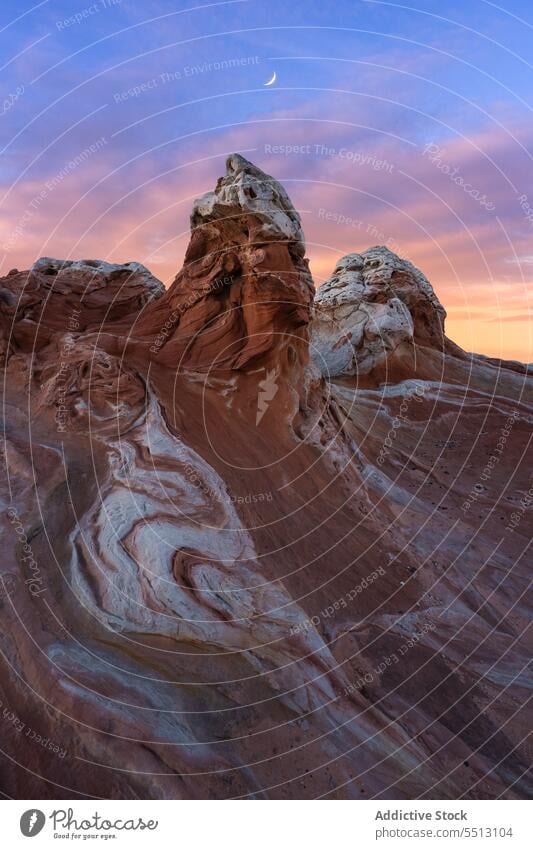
[0,157,531,800]
[311,247,446,379]
[30,257,164,300]
[132,154,314,373]
[0,257,164,362]
[191,152,305,245]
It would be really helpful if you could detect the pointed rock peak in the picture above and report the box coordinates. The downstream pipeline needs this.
[135,155,314,373]
[191,153,305,249]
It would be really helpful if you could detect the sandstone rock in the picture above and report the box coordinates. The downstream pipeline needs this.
[132,154,314,374]
[191,152,305,248]
[0,258,164,361]
[30,257,165,300]
[0,157,531,801]
[311,246,446,378]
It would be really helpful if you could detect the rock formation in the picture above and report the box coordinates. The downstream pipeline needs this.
[0,155,531,800]
[311,247,446,382]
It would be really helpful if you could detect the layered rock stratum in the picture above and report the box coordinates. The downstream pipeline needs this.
[0,155,531,799]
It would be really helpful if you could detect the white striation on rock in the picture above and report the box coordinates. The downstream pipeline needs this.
[191,153,305,247]
[311,246,446,377]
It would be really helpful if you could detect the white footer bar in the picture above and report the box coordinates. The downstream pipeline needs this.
[4,799,531,848]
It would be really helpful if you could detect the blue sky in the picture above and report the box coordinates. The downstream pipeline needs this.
[1,0,532,359]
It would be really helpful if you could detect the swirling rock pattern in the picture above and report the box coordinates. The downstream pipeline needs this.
[0,156,531,799]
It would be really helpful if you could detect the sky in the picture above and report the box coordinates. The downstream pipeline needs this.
[0,0,532,362]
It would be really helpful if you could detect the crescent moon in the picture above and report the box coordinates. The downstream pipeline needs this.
[264,71,277,86]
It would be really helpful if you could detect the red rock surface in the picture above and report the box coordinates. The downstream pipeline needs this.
[0,156,531,799]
